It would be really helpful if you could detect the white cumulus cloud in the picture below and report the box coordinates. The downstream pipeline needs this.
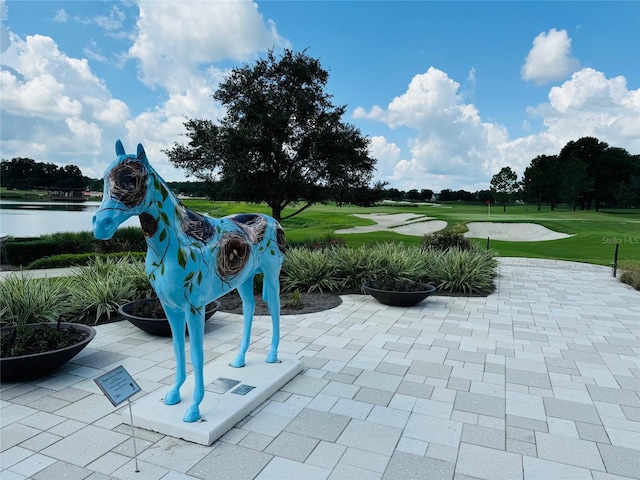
[129,1,288,92]
[0,1,288,181]
[0,32,125,175]
[529,67,640,152]
[356,67,509,191]
[357,65,639,192]
[521,28,579,85]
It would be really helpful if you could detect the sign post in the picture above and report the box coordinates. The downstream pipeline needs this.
[94,366,142,472]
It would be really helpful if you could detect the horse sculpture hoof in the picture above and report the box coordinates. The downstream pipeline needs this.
[164,389,181,406]
[183,406,200,423]
[266,352,279,363]
[230,356,245,368]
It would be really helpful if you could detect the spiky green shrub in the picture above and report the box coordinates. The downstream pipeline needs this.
[282,247,341,293]
[0,274,74,326]
[422,231,472,251]
[280,242,497,295]
[619,260,640,291]
[66,255,149,324]
[282,290,303,310]
[423,247,497,294]
[328,245,378,292]
[366,243,426,283]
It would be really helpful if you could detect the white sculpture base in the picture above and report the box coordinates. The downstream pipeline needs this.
[121,352,303,446]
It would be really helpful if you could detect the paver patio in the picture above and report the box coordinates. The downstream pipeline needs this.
[1,258,639,479]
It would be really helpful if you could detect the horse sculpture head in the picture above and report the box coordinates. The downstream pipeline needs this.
[93,140,151,240]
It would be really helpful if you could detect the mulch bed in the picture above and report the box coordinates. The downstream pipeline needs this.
[217,291,343,315]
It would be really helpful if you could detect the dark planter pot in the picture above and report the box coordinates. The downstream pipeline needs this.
[0,323,96,382]
[119,298,221,337]
[363,282,436,307]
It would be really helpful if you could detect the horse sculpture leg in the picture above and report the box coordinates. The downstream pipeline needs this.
[231,277,256,368]
[263,274,281,364]
[163,306,187,406]
[184,310,205,422]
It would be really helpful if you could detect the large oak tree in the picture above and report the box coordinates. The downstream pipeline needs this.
[165,49,377,222]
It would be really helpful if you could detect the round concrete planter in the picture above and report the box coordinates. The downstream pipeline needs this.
[119,298,221,336]
[362,282,436,307]
[1,323,96,382]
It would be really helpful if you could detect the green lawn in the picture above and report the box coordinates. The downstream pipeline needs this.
[183,200,640,266]
[6,189,637,267]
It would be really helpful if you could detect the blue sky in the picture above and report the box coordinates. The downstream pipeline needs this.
[1,1,638,192]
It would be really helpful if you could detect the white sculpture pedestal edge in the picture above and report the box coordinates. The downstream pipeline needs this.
[121,352,303,446]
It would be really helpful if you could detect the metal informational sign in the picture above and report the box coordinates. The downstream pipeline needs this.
[94,365,141,407]
[94,365,142,472]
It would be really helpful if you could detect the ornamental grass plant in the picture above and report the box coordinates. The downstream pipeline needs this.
[0,274,80,358]
[619,260,640,291]
[281,247,342,293]
[422,247,498,294]
[0,274,74,326]
[365,243,426,284]
[67,255,151,324]
[329,244,378,292]
[281,242,498,295]
[0,255,151,329]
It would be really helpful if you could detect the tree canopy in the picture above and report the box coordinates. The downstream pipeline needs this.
[522,137,638,210]
[165,49,377,221]
[0,158,89,190]
[490,166,519,212]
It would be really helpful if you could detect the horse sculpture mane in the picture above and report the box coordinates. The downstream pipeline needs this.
[93,140,285,422]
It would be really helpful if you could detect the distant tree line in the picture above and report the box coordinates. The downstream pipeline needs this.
[521,137,639,211]
[1,158,92,190]
[379,188,493,204]
[4,136,637,212]
[489,137,639,212]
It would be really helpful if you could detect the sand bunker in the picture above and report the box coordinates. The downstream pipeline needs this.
[464,222,572,242]
[335,213,447,236]
[336,214,572,242]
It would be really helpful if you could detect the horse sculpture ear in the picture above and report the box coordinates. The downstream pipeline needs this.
[115,139,125,156]
[137,143,147,162]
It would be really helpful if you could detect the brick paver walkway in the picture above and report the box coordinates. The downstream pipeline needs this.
[1,258,639,479]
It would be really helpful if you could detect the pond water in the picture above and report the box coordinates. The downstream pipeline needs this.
[0,200,139,238]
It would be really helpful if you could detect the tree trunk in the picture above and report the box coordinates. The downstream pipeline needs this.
[270,205,282,223]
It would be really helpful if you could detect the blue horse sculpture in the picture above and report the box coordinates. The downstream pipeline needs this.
[93,140,285,422]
